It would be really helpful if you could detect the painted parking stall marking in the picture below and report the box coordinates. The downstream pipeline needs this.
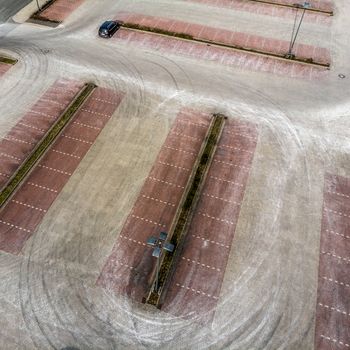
[38,0,85,23]
[187,0,332,25]
[315,173,350,349]
[97,109,211,302]
[163,119,258,319]
[0,63,12,77]
[0,87,124,255]
[114,13,329,79]
[0,79,84,191]
[118,12,330,64]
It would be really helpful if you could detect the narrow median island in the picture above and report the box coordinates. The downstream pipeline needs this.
[120,22,330,68]
[0,56,18,65]
[0,82,96,208]
[249,0,333,16]
[145,113,226,307]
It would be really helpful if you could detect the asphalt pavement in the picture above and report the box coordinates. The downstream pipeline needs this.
[0,0,31,22]
[0,0,349,349]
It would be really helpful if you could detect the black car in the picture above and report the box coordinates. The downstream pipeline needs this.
[98,21,120,38]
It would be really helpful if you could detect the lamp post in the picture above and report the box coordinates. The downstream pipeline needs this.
[146,232,174,292]
[286,2,311,59]
[36,0,41,11]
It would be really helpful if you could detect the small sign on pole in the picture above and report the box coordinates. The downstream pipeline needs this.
[146,232,174,292]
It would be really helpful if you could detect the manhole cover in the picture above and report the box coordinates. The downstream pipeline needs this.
[338,74,346,79]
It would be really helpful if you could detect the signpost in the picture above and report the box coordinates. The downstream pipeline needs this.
[286,2,311,59]
[146,232,174,292]
[36,0,41,11]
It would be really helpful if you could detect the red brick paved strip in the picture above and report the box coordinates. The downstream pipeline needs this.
[187,0,332,24]
[114,29,327,79]
[0,79,84,192]
[97,109,212,302]
[162,119,258,319]
[315,173,350,349]
[117,12,330,66]
[0,63,11,77]
[0,87,124,255]
[39,0,85,22]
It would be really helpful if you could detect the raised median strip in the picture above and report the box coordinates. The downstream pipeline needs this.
[120,22,330,68]
[144,113,226,307]
[0,56,17,65]
[0,82,96,208]
[248,0,333,15]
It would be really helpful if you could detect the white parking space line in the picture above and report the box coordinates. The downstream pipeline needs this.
[131,214,166,228]
[148,176,185,189]
[321,250,350,263]
[175,283,219,299]
[182,256,221,272]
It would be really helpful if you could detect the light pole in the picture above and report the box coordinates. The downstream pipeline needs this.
[35,0,41,11]
[146,232,174,292]
[286,2,311,59]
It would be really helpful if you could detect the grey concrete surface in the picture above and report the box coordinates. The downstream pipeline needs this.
[0,0,31,22]
[0,0,349,349]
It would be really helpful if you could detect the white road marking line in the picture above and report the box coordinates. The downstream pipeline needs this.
[320,335,349,347]
[175,283,219,299]
[324,208,350,218]
[191,235,230,248]
[17,122,46,132]
[73,121,101,131]
[91,97,120,105]
[120,234,146,246]
[27,182,57,193]
[213,159,249,170]
[141,195,175,207]
[131,214,166,228]
[218,144,253,154]
[39,98,66,107]
[321,250,350,263]
[0,219,31,233]
[47,87,67,92]
[164,145,196,156]
[177,119,209,128]
[182,256,221,271]
[62,134,93,145]
[210,175,244,187]
[116,260,135,270]
[202,192,241,205]
[52,149,81,159]
[318,303,350,317]
[223,130,257,140]
[4,136,35,145]
[198,211,235,225]
[322,276,350,288]
[81,108,111,118]
[0,152,22,161]
[327,190,350,199]
[148,176,185,189]
[158,161,190,172]
[326,229,350,240]
[38,164,72,176]
[11,200,47,212]
[29,110,57,119]
[170,131,202,142]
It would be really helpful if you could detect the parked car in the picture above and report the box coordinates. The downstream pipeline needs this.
[98,21,120,38]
